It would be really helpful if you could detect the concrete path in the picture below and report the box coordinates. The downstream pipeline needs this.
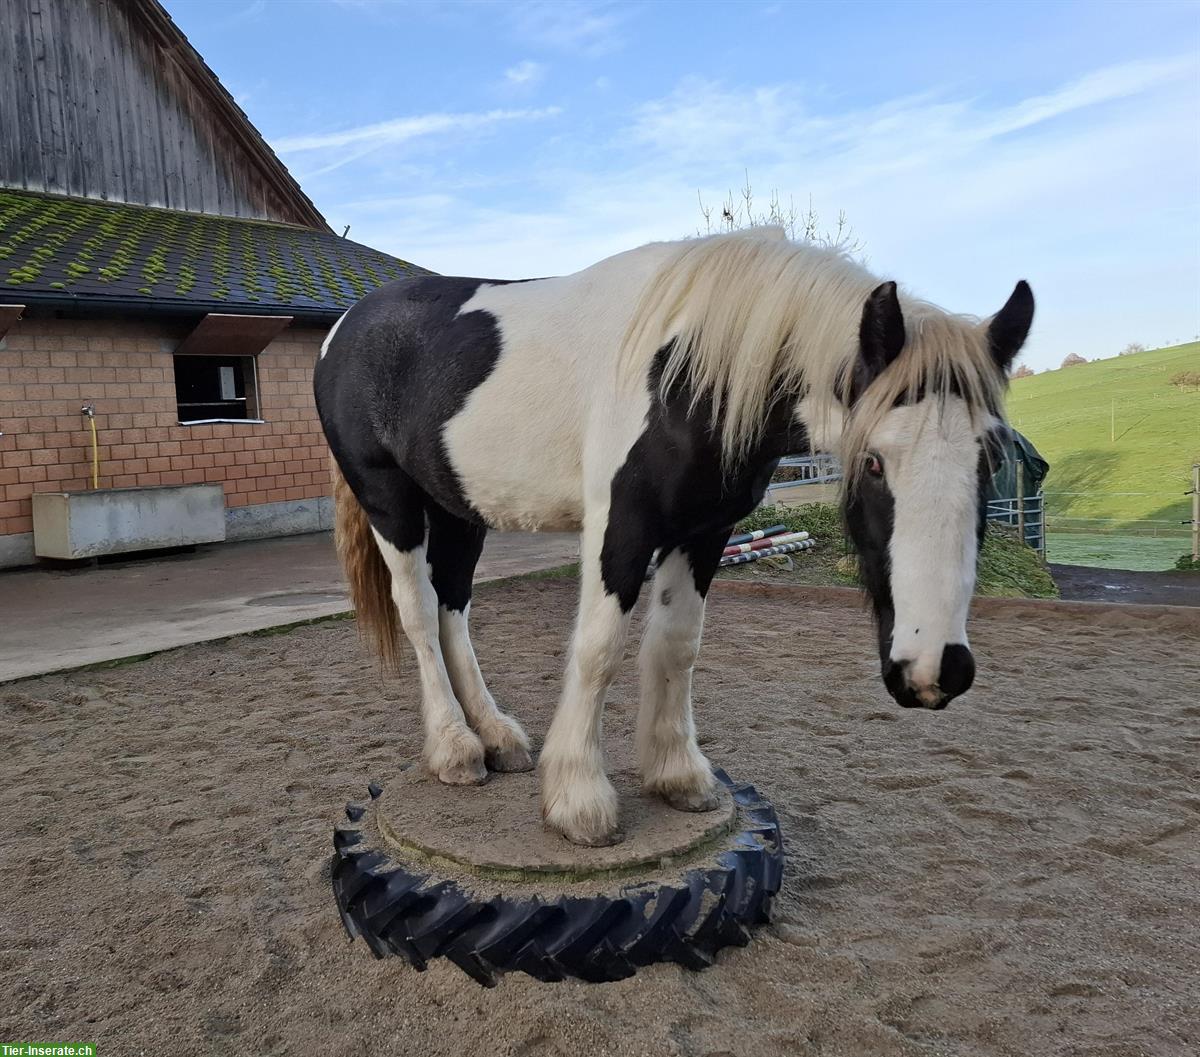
[0,531,578,682]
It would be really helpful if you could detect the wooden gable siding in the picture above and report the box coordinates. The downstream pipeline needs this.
[0,0,321,227]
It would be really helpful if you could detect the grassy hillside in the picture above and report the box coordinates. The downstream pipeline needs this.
[1006,342,1199,534]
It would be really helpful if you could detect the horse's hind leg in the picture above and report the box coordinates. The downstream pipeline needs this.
[426,503,533,772]
[363,471,487,785]
[637,534,726,812]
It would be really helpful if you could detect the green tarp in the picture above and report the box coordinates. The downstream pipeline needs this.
[986,427,1049,551]
[987,427,1049,501]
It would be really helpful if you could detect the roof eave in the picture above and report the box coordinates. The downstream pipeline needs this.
[4,289,345,326]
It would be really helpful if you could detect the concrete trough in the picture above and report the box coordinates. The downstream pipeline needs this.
[31,484,226,560]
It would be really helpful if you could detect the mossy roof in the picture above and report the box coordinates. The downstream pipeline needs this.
[0,189,429,319]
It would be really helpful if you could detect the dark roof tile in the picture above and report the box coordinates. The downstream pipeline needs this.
[0,189,429,318]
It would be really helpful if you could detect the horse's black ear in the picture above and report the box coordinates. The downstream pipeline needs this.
[988,280,1034,372]
[857,281,906,386]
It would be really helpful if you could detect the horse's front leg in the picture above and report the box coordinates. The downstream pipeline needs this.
[540,513,650,846]
[638,533,727,812]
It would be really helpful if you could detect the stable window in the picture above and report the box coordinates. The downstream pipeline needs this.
[172,354,262,425]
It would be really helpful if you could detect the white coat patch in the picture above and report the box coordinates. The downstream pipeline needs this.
[319,311,348,359]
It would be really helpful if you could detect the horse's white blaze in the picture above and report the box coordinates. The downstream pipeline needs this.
[319,310,347,359]
[370,531,486,783]
[637,550,714,805]
[872,397,980,691]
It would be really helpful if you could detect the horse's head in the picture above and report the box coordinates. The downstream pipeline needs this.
[841,279,1034,710]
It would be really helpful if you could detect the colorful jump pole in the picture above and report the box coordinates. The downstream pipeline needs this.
[722,530,809,556]
[724,524,788,548]
[646,523,813,580]
[719,538,816,567]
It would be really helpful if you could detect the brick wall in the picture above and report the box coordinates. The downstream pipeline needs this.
[0,316,331,543]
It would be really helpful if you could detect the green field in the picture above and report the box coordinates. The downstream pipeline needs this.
[1044,532,1190,572]
[1006,342,1199,536]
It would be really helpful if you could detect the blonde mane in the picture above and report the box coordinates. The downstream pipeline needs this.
[620,229,1007,471]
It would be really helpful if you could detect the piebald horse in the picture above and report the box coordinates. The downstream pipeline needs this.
[314,230,1033,846]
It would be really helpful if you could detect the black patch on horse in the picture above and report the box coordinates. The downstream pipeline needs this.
[314,275,526,612]
[314,275,521,528]
[599,344,809,611]
[843,461,896,664]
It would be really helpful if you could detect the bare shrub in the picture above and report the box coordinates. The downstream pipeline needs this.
[697,172,863,256]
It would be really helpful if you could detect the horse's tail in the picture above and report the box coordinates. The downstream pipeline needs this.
[332,457,401,670]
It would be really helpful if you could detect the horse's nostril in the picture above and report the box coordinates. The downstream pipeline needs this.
[939,644,975,699]
[883,658,910,700]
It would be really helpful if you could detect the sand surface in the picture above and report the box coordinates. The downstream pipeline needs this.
[2,578,1197,1057]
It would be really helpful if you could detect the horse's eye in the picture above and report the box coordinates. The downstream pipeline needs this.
[865,453,884,478]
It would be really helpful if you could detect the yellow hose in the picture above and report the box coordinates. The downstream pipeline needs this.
[89,415,99,489]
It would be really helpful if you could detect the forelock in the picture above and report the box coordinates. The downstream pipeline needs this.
[841,310,1006,490]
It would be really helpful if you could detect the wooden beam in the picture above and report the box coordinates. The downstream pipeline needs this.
[174,313,293,357]
[0,304,25,344]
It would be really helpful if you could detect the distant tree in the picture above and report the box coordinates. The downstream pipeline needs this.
[1061,353,1088,368]
[1011,363,1035,379]
[697,172,863,255]
[1119,342,1146,356]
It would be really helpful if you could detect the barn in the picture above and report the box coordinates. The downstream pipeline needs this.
[0,0,426,568]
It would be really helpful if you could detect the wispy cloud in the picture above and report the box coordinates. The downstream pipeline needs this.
[629,80,819,163]
[627,56,1195,174]
[275,107,562,153]
[273,106,562,180]
[973,55,1196,139]
[504,60,546,87]
[505,1,628,55]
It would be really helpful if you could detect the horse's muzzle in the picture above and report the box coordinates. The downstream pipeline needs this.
[883,644,975,710]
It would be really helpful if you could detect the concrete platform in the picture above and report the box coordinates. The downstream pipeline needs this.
[0,530,578,683]
[377,765,735,876]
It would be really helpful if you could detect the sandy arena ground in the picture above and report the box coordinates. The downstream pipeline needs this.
[2,578,1197,1057]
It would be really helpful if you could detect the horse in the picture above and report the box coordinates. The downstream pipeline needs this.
[314,228,1033,847]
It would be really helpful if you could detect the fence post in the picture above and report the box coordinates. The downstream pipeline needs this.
[1037,492,1046,559]
[1016,461,1026,547]
[1192,464,1199,561]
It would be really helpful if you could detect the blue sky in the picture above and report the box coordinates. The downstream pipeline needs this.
[171,0,1200,372]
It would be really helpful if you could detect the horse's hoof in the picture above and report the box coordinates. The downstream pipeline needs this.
[661,786,722,813]
[554,823,625,847]
[427,726,488,786]
[435,758,489,786]
[542,793,622,846]
[486,745,535,773]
